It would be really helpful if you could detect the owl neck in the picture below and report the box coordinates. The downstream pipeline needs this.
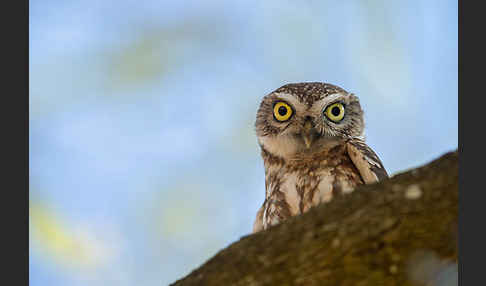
[259,137,343,163]
[260,147,285,167]
[260,143,345,166]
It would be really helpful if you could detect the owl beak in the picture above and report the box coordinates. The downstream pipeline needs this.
[302,120,316,149]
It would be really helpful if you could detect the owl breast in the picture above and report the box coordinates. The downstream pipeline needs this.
[261,143,364,229]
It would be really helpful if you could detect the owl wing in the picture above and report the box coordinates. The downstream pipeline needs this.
[346,139,388,184]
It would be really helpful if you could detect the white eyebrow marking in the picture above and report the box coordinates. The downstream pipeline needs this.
[273,92,301,107]
[308,92,348,114]
[320,92,347,105]
[272,92,307,114]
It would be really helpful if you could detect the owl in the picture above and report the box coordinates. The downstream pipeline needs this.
[253,82,388,233]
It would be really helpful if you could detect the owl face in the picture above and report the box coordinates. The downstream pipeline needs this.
[255,82,365,158]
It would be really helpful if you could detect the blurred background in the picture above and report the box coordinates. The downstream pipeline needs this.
[29,0,457,285]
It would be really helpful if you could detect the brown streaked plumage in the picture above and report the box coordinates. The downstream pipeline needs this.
[253,82,388,233]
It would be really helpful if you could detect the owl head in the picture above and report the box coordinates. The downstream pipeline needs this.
[255,82,365,158]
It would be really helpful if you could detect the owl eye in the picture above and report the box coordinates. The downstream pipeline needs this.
[324,102,345,122]
[273,101,293,122]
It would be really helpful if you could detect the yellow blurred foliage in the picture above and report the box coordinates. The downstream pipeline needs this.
[29,202,110,270]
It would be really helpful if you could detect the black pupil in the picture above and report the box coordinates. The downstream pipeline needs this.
[331,106,341,116]
[278,106,288,116]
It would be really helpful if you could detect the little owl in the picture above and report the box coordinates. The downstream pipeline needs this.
[253,82,388,233]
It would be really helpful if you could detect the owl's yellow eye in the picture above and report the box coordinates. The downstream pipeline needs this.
[273,101,293,122]
[324,102,345,122]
